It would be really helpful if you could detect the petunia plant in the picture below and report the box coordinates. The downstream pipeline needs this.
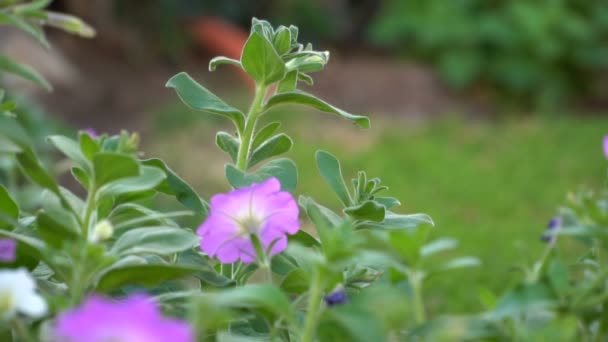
[1,6,608,341]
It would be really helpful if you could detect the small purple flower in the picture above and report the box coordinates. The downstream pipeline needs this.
[54,294,194,342]
[0,238,16,263]
[83,128,98,139]
[197,178,299,264]
[324,286,348,307]
[540,217,562,244]
[604,135,608,159]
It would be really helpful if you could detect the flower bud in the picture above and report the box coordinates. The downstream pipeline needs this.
[90,220,113,243]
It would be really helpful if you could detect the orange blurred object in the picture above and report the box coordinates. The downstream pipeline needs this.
[191,16,253,89]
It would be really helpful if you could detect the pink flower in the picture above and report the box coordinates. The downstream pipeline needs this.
[197,178,300,264]
[0,238,16,263]
[83,128,98,138]
[54,294,194,342]
[604,135,608,159]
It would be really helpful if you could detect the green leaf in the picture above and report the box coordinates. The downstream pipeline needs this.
[248,133,292,167]
[93,153,139,187]
[277,70,298,93]
[96,263,199,292]
[0,54,51,90]
[97,166,165,199]
[166,72,245,131]
[16,148,61,196]
[439,257,481,271]
[491,283,557,319]
[252,121,281,149]
[421,238,458,257]
[71,166,89,190]
[265,91,370,128]
[273,26,292,55]
[202,284,295,323]
[547,259,570,297]
[0,135,22,153]
[0,115,32,147]
[358,212,434,230]
[315,150,352,206]
[0,13,49,49]
[318,306,387,342]
[43,11,96,38]
[299,196,343,229]
[142,159,207,216]
[48,135,92,173]
[241,32,286,85]
[209,56,241,71]
[225,158,297,192]
[280,269,309,294]
[215,131,239,163]
[297,72,314,85]
[285,51,329,73]
[374,197,401,210]
[12,0,52,13]
[79,131,99,161]
[36,210,79,248]
[0,184,19,229]
[111,227,198,257]
[289,229,320,247]
[344,200,385,222]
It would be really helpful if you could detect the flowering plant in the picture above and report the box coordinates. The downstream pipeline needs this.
[1,3,608,341]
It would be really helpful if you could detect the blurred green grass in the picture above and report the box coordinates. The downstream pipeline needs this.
[146,105,607,314]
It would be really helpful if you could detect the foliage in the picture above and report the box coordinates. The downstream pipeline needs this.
[1,8,608,341]
[369,0,608,107]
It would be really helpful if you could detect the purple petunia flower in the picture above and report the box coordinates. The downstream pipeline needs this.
[0,238,16,263]
[54,294,194,342]
[324,286,348,307]
[604,135,608,159]
[540,217,562,244]
[83,128,98,139]
[197,177,299,264]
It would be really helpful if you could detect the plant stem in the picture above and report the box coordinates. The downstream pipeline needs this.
[81,184,97,241]
[411,271,426,324]
[251,234,273,284]
[11,318,34,342]
[235,84,267,171]
[302,269,324,342]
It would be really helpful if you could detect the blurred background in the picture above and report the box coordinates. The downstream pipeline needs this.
[2,0,608,315]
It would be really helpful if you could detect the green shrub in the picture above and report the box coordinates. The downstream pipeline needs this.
[369,0,608,108]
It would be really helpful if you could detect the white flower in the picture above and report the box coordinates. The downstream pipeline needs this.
[0,268,47,320]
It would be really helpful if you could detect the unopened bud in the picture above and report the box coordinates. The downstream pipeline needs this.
[90,220,113,243]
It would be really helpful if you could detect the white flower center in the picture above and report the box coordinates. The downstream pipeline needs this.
[0,291,15,318]
[237,215,264,236]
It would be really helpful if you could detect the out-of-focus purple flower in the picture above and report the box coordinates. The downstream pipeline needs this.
[540,217,562,244]
[604,135,608,159]
[83,128,98,139]
[324,286,348,307]
[54,294,194,342]
[0,238,16,263]
[197,178,299,264]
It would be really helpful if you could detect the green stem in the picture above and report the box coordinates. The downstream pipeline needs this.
[302,269,324,342]
[81,184,97,241]
[235,84,268,171]
[11,318,34,342]
[251,234,273,284]
[70,184,97,303]
[411,271,426,325]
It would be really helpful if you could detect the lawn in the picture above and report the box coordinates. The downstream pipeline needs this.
[146,106,608,314]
